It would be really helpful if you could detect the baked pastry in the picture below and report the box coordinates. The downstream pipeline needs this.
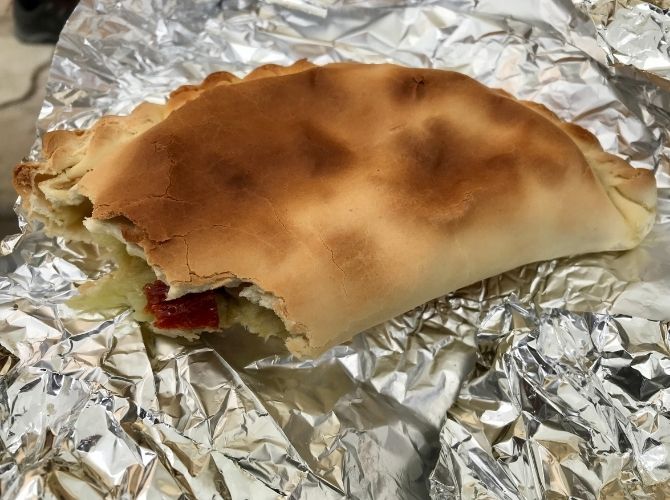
[14,61,656,357]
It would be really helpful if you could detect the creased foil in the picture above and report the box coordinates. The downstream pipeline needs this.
[1,0,670,498]
[429,302,670,499]
[577,0,670,79]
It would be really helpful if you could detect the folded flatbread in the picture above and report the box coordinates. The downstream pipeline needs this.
[14,61,656,357]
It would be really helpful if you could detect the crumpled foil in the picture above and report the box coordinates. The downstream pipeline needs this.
[578,0,670,79]
[1,0,670,498]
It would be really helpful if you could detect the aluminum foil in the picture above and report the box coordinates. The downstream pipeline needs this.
[429,302,670,499]
[577,0,670,79]
[1,0,670,498]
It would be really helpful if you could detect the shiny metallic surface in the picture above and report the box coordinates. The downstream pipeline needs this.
[0,0,669,498]
[577,0,670,78]
[430,302,670,498]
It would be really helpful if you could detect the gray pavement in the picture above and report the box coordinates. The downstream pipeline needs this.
[0,1,53,237]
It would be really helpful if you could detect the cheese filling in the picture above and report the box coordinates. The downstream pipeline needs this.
[67,234,156,322]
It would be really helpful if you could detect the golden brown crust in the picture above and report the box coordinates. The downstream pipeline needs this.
[15,62,657,357]
[15,60,315,211]
[519,100,656,212]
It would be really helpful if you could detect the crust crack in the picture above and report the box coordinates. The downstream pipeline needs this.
[178,235,193,276]
[163,159,177,198]
[241,188,289,234]
[316,233,348,298]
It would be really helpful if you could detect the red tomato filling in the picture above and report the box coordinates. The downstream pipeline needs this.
[143,280,219,330]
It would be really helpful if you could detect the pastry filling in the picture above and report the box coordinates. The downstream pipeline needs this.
[62,215,289,338]
[25,166,292,341]
[144,281,219,330]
